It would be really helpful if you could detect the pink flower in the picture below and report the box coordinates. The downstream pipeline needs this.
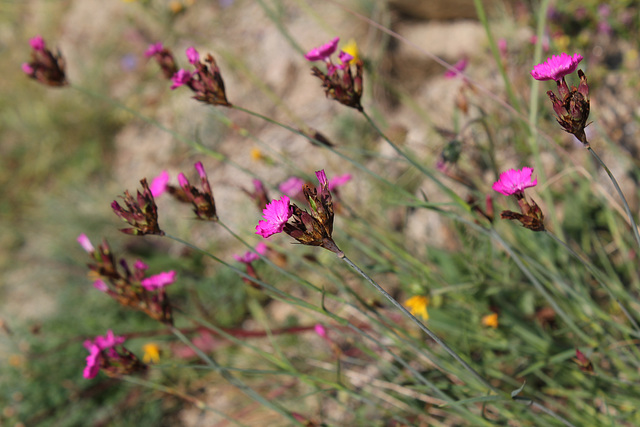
[194,161,207,179]
[77,234,94,253]
[29,35,46,51]
[314,324,328,339]
[304,37,340,62]
[140,270,177,291]
[256,196,292,238]
[94,330,126,349]
[328,173,351,191]
[149,170,170,197]
[315,170,328,187]
[492,167,537,196]
[21,63,34,74]
[279,176,304,197]
[83,344,102,379]
[145,42,164,57]
[186,46,200,65]
[134,260,149,271]
[171,69,193,89]
[530,53,583,81]
[93,279,108,292]
[444,58,468,79]
[233,242,268,264]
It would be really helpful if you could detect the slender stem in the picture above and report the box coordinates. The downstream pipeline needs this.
[544,230,640,336]
[337,253,499,394]
[170,327,301,425]
[587,146,640,252]
[513,397,577,427]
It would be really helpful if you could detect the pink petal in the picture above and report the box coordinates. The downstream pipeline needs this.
[304,37,340,62]
[77,234,94,253]
[149,170,170,197]
[141,270,177,291]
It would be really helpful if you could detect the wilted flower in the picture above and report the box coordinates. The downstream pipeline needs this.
[83,330,146,379]
[493,167,544,231]
[175,161,217,220]
[405,296,429,320]
[111,178,164,236]
[145,42,179,79]
[22,35,67,86]
[573,348,594,374]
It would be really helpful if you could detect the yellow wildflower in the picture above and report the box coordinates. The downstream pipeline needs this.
[169,1,183,13]
[482,313,498,329]
[250,148,264,161]
[405,296,429,320]
[342,39,360,63]
[142,342,161,364]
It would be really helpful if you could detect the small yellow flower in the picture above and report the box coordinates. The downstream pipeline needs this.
[250,148,264,161]
[169,1,183,13]
[481,313,498,329]
[405,296,429,320]
[342,39,360,63]
[142,342,161,364]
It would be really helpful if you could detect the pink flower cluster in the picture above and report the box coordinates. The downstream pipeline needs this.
[83,330,126,379]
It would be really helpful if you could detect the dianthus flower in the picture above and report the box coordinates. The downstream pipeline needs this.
[492,167,544,231]
[531,53,590,144]
[530,53,583,81]
[491,167,537,197]
[149,170,170,197]
[22,35,67,86]
[175,161,217,220]
[146,42,179,79]
[256,196,293,238]
[171,69,193,89]
[78,235,174,324]
[243,179,270,210]
[444,57,468,79]
[83,330,146,379]
[111,178,164,236]
[171,46,232,106]
[256,170,341,253]
[306,37,364,111]
[279,176,305,199]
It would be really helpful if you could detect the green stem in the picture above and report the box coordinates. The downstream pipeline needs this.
[337,253,499,394]
[170,327,301,425]
[544,230,640,336]
[587,145,640,252]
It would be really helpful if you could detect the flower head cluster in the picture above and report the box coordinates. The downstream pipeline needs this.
[173,162,218,221]
[305,37,364,112]
[170,46,231,107]
[531,53,590,144]
[78,234,176,324]
[145,42,179,79]
[492,167,544,232]
[256,170,341,254]
[83,330,146,379]
[111,178,164,236]
[22,35,67,87]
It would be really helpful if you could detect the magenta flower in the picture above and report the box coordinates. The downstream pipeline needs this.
[21,63,34,74]
[328,173,351,191]
[530,53,583,81]
[134,259,149,271]
[492,167,537,196]
[314,324,328,339]
[256,196,293,238]
[77,233,94,253]
[29,35,46,51]
[145,42,164,57]
[279,176,304,197]
[186,46,200,65]
[233,242,268,264]
[93,330,126,349]
[444,58,468,79]
[171,69,193,89]
[140,270,177,291]
[304,37,340,62]
[149,170,170,197]
[83,344,102,379]
[93,279,108,292]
